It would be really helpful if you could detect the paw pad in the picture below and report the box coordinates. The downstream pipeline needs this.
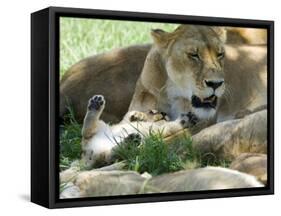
[88,95,105,111]
[180,112,199,127]
[124,133,142,145]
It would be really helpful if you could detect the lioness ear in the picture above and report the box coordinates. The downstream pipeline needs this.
[151,29,171,47]
[211,27,227,43]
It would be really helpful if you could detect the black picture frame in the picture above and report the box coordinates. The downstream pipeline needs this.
[31,6,274,209]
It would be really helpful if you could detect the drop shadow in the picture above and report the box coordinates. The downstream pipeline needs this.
[19,194,30,202]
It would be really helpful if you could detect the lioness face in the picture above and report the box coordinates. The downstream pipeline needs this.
[152,25,226,118]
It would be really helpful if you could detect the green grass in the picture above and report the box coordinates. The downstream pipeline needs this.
[59,106,82,171]
[112,131,230,175]
[60,17,177,76]
[112,132,185,175]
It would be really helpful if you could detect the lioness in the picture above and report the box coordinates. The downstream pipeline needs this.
[127,25,267,124]
[60,26,267,123]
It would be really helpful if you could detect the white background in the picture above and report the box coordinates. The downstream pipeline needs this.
[0,0,279,214]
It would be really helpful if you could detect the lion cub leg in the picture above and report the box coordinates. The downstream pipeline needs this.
[122,110,169,123]
[153,112,199,139]
[81,95,106,139]
[81,95,115,168]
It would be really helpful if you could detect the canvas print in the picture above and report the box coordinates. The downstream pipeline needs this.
[59,17,268,199]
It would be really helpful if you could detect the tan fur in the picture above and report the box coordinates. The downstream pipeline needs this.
[60,44,150,123]
[230,153,267,184]
[60,167,263,198]
[227,27,267,45]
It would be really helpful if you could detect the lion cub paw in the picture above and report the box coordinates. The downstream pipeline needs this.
[148,109,170,122]
[128,110,169,122]
[88,95,105,111]
[128,111,149,122]
[179,112,199,128]
[124,133,142,144]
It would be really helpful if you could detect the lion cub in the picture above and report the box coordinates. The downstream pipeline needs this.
[81,95,196,168]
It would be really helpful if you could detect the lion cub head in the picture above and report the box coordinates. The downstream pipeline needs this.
[151,25,227,119]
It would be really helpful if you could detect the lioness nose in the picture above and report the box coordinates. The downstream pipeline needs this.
[205,80,224,90]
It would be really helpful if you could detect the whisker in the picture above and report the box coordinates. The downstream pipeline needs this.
[222,84,233,107]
